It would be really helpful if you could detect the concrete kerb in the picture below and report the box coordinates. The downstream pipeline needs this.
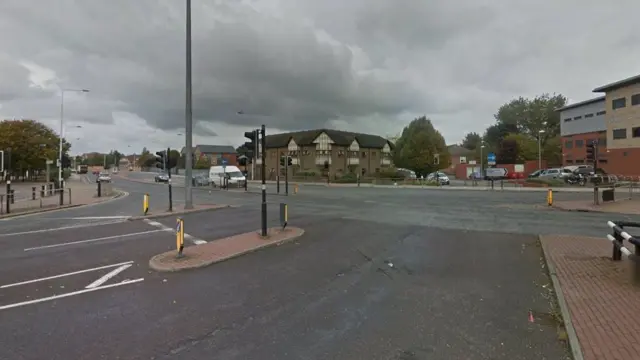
[128,204,231,221]
[0,189,127,220]
[539,235,585,360]
[149,227,305,272]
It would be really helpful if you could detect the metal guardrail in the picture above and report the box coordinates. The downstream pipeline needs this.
[606,221,640,284]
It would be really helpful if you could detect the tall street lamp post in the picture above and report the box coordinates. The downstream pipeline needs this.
[184,0,194,209]
[60,89,89,188]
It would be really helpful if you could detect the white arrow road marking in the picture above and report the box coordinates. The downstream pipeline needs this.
[0,261,134,289]
[85,264,132,289]
[0,278,144,311]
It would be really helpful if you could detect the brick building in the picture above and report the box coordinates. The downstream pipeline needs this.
[254,129,393,179]
[558,73,640,176]
[181,145,237,166]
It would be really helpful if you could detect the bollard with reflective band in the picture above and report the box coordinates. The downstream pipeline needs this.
[280,203,288,230]
[143,193,150,215]
[176,218,184,258]
[547,189,553,206]
[294,184,298,194]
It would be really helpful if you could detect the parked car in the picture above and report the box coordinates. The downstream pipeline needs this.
[528,169,545,178]
[192,174,210,187]
[539,168,568,180]
[97,172,111,183]
[154,173,170,183]
[426,171,450,185]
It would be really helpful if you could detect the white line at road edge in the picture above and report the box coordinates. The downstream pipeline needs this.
[143,219,207,245]
[85,264,132,289]
[0,190,130,221]
[0,278,144,311]
[0,219,129,238]
[0,261,134,289]
[23,229,164,252]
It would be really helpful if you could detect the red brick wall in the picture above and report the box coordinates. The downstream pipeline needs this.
[562,131,640,176]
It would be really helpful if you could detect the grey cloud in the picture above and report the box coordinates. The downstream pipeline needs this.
[2,0,640,149]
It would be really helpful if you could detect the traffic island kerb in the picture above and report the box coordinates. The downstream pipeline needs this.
[149,226,305,272]
[128,204,231,220]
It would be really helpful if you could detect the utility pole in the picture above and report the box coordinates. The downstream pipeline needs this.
[261,124,267,237]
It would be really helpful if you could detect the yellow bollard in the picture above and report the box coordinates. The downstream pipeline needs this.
[547,188,553,206]
[143,193,149,215]
[176,218,184,257]
[294,184,299,194]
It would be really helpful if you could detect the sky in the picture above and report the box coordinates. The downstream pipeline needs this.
[1,0,639,156]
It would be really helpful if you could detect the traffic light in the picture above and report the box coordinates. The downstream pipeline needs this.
[244,130,258,159]
[280,156,285,167]
[586,142,596,164]
[61,154,71,169]
[239,157,247,166]
[155,150,166,170]
[166,148,177,169]
[287,156,292,166]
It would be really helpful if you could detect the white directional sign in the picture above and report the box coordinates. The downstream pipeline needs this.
[485,168,508,178]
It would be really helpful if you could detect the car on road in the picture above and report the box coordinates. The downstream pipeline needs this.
[154,173,170,183]
[97,172,111,183]
[426,171,450,185]
[527,169,545,178]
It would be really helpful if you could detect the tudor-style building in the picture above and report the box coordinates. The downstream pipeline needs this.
[254,129,393,179]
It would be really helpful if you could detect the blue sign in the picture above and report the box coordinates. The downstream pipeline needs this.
[221,159,228,166]
[487,152,496,162]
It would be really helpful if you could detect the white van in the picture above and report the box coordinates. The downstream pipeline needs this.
[209,165,246,187]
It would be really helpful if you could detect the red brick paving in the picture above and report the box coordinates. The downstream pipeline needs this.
[149,226,304,272]
[541,234,640,360]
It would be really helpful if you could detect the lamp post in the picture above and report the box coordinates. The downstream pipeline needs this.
[538,130,545,170]
[480,143,485,176]
[184,0,194,209]
[60,89,89,188]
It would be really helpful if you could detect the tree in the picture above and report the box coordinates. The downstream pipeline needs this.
[393,116,449,175]
[461,132,482,150]
[501,133,537,162]
[137,147,152,168]
[0,119,70,174]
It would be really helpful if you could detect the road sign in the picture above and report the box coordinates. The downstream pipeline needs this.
[487,152,496,166]
[485,167,508,178]
[221,158,228,165]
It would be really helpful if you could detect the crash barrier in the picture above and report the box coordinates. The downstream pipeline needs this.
[0,187,73,215]
[606,221,640,284]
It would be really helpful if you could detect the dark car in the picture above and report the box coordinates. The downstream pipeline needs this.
[154,173,170,183]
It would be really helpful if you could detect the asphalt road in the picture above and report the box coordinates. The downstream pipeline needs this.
[1,173,621,359]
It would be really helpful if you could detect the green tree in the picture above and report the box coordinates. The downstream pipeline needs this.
[461,132,482,150]
[393,116,449,175]
[502,133,538,162]
[194,157,210,169]
[0,119,70,174]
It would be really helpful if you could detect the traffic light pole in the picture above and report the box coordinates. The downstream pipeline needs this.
[285,159,289,196]
[261,124,267,237]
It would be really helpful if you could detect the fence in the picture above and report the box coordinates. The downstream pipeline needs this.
[0,187,75,215]
[606,220,640,284]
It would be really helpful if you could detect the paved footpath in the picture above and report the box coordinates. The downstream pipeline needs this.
[541,234,640,360]
[553,197,640,215]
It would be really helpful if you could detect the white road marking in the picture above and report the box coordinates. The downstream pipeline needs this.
[143,219,207,245]
[23,230,164,252]
[59,216,131,220]
[0,261,134,289]
[0,220,129,237]
[85,264,132,289]
[0,278,144,311]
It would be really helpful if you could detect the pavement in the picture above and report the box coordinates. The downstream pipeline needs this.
[541,234,640,360]
[2,172,634,359]
[553,197,640,215]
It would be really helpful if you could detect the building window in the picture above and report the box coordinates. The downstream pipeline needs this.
[565,140,573,149]
[566,159,573,164]
[573,116,582,120]
[563,118,571,122]
[632,94,640,106]
[612,97,626,110]
[575,139,584,148]
[613,128,627,139]
[633,127,640,138]
[585,113,594,118]
[371,151,377,157]
[575,159,584,164]
[598,159,608,164]
[596,111,606,116]
[361,151,366,158]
